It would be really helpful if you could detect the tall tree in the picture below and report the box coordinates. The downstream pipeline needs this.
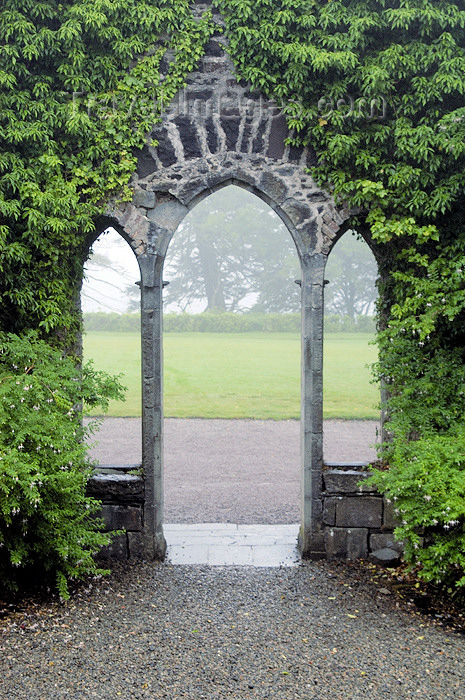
[164,187,379,316]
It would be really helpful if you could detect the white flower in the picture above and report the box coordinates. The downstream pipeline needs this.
[18,444,24,450]
[424,495,432,501]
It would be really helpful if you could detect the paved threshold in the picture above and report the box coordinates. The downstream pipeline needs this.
[164,523,300,567]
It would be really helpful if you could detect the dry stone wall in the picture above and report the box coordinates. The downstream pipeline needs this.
[86,463,403,563]
[86,466,145,560]
[322,465,402,562]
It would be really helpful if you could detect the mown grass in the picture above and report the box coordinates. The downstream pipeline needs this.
[83,331,379,419]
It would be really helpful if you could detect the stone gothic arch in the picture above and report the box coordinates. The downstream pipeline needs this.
[101,38,352,560]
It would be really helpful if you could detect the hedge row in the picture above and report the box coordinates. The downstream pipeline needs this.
[83,312,376,333]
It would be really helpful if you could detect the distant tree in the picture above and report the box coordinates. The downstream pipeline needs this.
[324,233,378,319]
[82,230,140,314]
[164,186,300,313]
[164,188,378,317]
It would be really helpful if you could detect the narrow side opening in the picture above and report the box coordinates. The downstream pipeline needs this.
[82,227,142,468]
[323,230,380,466]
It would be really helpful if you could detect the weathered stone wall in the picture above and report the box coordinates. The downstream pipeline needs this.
[87,463,403,563]
[322,464,402,562]
[86,466,145,560]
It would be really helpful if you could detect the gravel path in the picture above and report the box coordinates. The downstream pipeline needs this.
[86,418,380,523]
[2,419,464,698]
[1,562,464,699]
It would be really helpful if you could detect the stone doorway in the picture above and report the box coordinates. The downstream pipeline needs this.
[101,39,350,560]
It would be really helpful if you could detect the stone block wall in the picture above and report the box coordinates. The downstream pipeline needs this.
[86,461,402,563]
[86,465,145,560]
[322,463,402,560]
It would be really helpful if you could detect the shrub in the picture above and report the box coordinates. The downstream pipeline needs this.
[0,332,125,599]
[367,427,465,591]
[324,314,376,333]
[83,312,141,333]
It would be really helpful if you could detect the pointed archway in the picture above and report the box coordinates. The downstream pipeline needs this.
[104,40,350,559]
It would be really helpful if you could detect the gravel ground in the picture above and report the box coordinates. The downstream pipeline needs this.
[1,561,464,699]
[86,418,380,523]
[3,419,463,698]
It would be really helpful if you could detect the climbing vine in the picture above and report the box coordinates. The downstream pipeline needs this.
[0,0,215,339]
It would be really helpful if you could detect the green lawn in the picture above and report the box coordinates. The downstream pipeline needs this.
[83,331,379,419]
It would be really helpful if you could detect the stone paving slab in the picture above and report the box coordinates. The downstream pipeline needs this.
[165,523,300,567]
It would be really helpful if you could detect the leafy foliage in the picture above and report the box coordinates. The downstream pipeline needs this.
[0,332,125,598]
[217,0,465,243]
[367,429,465,590]
[0,0,214,338]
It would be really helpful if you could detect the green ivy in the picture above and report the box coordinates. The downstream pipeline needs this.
[217,0,465,242]
[0,0,215,338]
